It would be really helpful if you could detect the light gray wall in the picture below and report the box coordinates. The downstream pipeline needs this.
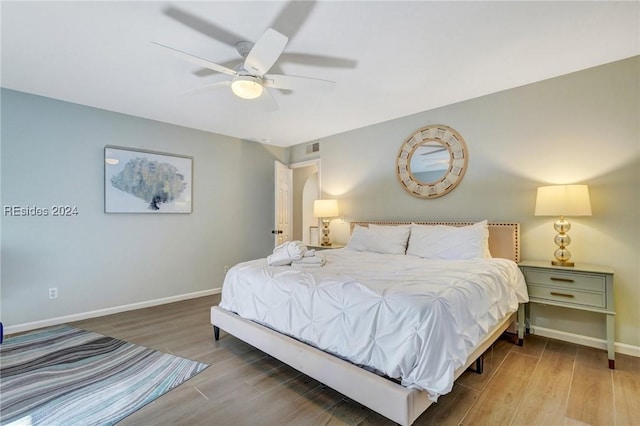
[289,57,640,348]
[1,89,285,327]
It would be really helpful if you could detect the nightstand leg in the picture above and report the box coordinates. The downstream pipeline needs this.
[517,304,525,346]
[606,314,615,369]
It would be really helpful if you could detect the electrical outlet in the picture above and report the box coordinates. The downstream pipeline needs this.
[48,287,58,299]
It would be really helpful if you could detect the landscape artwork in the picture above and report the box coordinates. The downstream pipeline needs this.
[104,146,192,213]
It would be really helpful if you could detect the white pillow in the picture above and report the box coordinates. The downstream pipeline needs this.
[406,220,490,260]
[345,224,410,255]
[345,225,370,252]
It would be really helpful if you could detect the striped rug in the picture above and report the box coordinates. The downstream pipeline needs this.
[0,325,208,425]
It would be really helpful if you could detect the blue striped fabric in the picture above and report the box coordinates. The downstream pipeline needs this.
[0,325,208,425]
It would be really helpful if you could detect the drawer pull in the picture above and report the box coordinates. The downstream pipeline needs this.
[550,292,575,298]
[550,277,575,283]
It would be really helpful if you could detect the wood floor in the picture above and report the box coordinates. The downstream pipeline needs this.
[71,295,640,426]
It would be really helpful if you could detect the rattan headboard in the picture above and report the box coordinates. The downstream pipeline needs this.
[349,221,520,263]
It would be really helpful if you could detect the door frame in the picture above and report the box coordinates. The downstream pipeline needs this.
[289,158,322,245]
[289,158,322,193]
[289,159,321,244]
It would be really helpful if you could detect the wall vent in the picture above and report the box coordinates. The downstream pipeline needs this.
[306,142,320,154]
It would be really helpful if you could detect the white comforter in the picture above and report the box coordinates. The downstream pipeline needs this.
[219,249,528,400]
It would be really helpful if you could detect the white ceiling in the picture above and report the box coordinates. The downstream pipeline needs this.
[2,1,638,147]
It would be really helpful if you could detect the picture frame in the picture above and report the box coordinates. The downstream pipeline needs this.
[104,146,193,213]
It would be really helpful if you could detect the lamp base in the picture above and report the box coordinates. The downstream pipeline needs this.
[551,260,574,267]
[320,218,331,246]
[550,216,575,267]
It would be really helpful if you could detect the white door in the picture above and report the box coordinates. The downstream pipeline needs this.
[273,160,292,246]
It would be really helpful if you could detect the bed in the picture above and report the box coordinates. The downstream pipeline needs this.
[211,221,528,425]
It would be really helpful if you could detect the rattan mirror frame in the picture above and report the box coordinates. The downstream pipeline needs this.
[396,124,468,199]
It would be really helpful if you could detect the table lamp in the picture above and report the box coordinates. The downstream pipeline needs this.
[313,199,339,246]
[534,185,592,267]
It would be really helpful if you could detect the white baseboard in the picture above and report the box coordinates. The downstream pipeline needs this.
[4,288,222,335]
[530,325,640,358]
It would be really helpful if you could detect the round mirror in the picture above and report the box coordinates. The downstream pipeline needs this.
[396,125,468,199]
[409,141,450,183]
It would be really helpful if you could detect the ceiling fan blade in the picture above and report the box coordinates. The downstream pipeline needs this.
[153,42,237,77]
[279,52,358,69]
[263,73,335,91]
[181,80,231,96]
[244,28,288,76]
[193,59,240,77]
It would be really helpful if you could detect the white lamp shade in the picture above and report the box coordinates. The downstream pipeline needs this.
[231,77,263,99]
[534,185,592,216]
[314,199,339,218]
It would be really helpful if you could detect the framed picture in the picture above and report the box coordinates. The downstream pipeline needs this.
[104,146,192,213]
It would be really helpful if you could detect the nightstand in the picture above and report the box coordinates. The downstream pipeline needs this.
[519,260,615,368]
[308,244,345,251]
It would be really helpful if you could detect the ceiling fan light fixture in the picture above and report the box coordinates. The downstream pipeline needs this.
[231,76,263,99]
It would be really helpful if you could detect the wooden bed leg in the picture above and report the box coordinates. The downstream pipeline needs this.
[517,303,525,346]
[476,354,484,374]
[471,354,484,374]
[213,326,220,341]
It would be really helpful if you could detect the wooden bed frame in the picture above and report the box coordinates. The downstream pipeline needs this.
[211,222,525,425]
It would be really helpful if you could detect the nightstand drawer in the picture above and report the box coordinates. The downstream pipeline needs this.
[523,270,605,292]
[527,284,606,308]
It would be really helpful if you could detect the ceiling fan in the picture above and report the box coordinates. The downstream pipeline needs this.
[162,4,357,78]
[154,27,335,108]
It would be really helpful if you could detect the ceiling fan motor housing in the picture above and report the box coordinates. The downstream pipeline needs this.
[235,41,254,58]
